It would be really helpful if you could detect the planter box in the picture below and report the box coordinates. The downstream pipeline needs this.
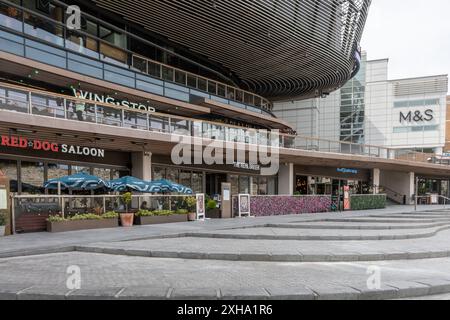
[0,226,5,237]
[206,208,221,219]
[47,219,119,233]
[134,214,188,226]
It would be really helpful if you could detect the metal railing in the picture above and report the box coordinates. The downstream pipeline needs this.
[1,82,449,166]
[10,193,198,233]
[415,195,450,211]
[0,0,272,112]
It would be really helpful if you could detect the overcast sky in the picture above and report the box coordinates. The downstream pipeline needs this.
[361,0,450,83]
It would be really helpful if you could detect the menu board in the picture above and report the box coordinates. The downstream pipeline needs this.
[0,190,7,210]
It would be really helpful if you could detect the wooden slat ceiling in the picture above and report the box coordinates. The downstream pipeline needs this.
[92,0,372,101]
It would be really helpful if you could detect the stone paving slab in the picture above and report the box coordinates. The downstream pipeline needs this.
[187,225,450,241]
[0,206,443,258]
[1,252,450,300]
[267,221,450,230]
[72,227,450,263]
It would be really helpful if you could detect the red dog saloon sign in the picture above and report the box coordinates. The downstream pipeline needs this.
[0,135,105,158]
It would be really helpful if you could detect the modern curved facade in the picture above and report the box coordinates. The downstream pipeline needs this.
[91,0,372,101]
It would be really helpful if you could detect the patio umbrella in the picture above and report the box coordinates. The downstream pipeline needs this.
[171,182,194,195]
[151,179,193,194]
[44,173,109,191]
[109,176,161,193]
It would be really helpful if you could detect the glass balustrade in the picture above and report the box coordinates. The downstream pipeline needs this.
[1,83,442,166]
[0,0,273,113]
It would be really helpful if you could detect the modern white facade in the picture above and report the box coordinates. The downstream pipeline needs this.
[274,55,449,154]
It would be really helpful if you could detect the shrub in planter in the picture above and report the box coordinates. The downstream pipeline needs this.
[134,209,188,225]
[350,195,387,211]
[206,199,220,219]
[0,213,6,226]
[46,211,119,233]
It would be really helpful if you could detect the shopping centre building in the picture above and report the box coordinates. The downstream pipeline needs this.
[1,0,450,216]
[274,54,449,201]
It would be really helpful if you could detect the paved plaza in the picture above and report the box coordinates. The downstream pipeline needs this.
[1,205,450,300]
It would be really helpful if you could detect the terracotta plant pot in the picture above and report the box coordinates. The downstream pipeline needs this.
[120,213,134,227]
[188,212,196,221]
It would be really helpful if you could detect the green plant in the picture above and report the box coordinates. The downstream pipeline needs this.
[184,197,197,212]
[176,209,188,215]
[206,199,217,211]
[121,192,133,213]
[350,195,387,211]
[0,214,5,226]
[136,209,154,217]
[152,210,173,216]
[70,214,103,221]
[47,215,67,222]
[47,212,119,222]
[102,211,119,219]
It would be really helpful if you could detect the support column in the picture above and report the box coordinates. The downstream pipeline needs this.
[278,163,294,195]
[372,168,380,194]
[131,152,152,180]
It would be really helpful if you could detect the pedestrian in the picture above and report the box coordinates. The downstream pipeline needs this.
[74,91,86,121]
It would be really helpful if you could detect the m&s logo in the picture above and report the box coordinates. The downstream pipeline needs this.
[400,110,434,123]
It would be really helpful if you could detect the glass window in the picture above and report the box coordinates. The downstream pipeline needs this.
[149,115,169,133]
[71,166,91,175]
[0,2,23,31]
[148,61,161,78]
[93,167,111,181]
[162,66,174,82]
[175,70,186,85]
[153,167,165,181]
[192,172,203,193]
[180,171,191,189]
[187,74,197,88]
[239,176,250,194]
[268,177,277,195]
[166,168,179,183]
[230,175,239,195]
[132,55,147,73]
[47,163,69,180]
[20,161,45,194]
[251,177,258,196]
[0,159,18,192]
[66,29,99,58]
[0,88,29,113]
[258,177,268,195]
[24,11,64,47]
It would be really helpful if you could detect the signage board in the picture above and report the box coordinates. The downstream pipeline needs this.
[196,194,205,220]
[72,89,156,113]
[0,190,6,210]
[238,194,251,217]
[1,135,105,158]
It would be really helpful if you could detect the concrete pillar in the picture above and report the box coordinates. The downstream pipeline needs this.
[372,168,380,194]
[278,163,294,195]
[131,152,152,180]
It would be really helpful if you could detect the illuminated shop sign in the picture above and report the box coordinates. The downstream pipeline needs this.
[72,89,156,113]
[0,135,105,158]
[400,110,434,123]
[337,168,358,174]
[233,162,261,171]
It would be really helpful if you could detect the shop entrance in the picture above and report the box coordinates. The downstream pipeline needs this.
[206,173,228,198]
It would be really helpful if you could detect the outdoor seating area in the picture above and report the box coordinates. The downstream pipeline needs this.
[9,173,197,233]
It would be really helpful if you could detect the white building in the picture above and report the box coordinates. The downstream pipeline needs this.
[274,55,449,154]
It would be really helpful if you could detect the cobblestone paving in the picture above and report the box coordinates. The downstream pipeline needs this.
[1,205,450,299]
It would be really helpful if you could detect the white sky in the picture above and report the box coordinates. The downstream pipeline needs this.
[361,0,450,83]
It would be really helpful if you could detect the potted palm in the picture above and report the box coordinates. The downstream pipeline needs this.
[120,192,134,227]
